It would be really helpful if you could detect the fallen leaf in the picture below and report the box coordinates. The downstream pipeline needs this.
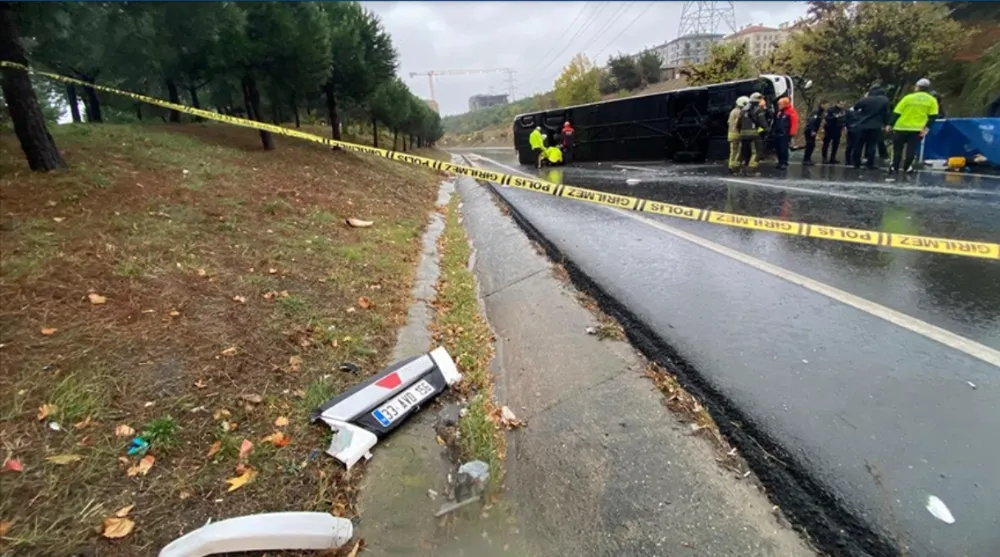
[238,439,254,459]
[268,268,278,275]
[435,435,445,445]
[206,441,221,458]
[114,424,135,437]
[493,405,526,430]
[225,468,256,491]
[194,379,207,389]
[126,455,155,477]
[261,432,290,447]
[101,517,135,539]
[221,347,237,357]
[274,416,289,427]
[88,293,107,305]
[40,327,58,336]
[169,310,180,317]
[117,456,129,466]
[52,216,65,223]
[2,458,23,473]
[239,393,262,404]
[288,355,302,372]
[73,416,94,430]
[346,218,373,228]
[114,504,134,518]
[78,435,93,447]
[358,296,372,309]
[213,409,231,421]
[45,454,83,465]
[37,403,56,421]
[235,462,249,475]
[346,540,362,557]
[221,420,237,432]
[232,295,246,304]
[0,520,12,537]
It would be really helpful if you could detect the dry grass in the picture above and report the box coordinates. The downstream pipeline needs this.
[0,122,445,556]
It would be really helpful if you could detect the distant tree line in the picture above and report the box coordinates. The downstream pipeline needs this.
[0,1,444,171]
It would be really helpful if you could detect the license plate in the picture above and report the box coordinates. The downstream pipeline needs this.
[371,380,435,427]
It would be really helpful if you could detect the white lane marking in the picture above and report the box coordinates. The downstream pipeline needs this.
[613,163,671,172]
[720,177,861,200]
[468,153,1000,369]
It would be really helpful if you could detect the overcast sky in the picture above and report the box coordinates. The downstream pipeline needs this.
[364,1,809,115]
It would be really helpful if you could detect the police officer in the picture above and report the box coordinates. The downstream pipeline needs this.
[843,107,859,165]
[802,100,826,166]
[774,98,793,170]
[851,85,890,170]
[889,78,939,174]
[822,100,845,164]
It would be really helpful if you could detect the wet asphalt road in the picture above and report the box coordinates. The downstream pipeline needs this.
[460,149,1000,557]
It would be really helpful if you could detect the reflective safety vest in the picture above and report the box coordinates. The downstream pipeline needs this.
[529,129,544,150]
[545,146,563,164]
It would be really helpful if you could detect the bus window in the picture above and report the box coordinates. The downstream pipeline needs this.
[517,115,535,128]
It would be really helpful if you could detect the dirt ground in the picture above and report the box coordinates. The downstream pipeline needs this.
[0,122,445,556]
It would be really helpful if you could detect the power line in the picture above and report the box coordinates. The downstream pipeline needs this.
[581,1,636,64]
[593,2,659,60]
[521,2,612,88]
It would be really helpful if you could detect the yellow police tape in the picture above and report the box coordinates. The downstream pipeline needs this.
[3,60,998,261]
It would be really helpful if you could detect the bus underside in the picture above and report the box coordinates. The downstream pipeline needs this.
[513,76,790,166]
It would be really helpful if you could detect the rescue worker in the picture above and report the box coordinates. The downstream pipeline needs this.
[773,97,793,170]
[822,100,845,164]
[802,100,827,166]
[740,94,768,170]
[728,96,749,171]
[843,107,859,165]
[889,77,939,174]
[749,93,769,162]
[528,126,545,168]
[561,121,575,164]
[541,145,563,166]
[851,85,890,170]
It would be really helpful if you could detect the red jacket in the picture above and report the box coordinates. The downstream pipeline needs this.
[786,106,799,136]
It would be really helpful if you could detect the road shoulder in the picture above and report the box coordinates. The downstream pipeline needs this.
[456,175,817,556]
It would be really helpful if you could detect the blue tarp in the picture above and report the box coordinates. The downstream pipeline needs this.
[922,118,1000,166]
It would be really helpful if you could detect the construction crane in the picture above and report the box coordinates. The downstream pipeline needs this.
[408,68,516,104]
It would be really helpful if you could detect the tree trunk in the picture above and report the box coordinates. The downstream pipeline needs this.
[241,74,274,150]
[189,85,202,122]
[134,104,142,121]
[393,128,399,150]
[82,85,102,123]
[324,82,342,141]
[66,84,81,123]
[166,78,181,122]
[0,2,66,171]
[291,92,300,128]
[372,117,378,148]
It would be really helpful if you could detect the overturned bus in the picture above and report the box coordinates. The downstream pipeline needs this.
[512,74,801,166]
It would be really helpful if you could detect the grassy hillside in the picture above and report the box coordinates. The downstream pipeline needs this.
[0,122,445,555]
